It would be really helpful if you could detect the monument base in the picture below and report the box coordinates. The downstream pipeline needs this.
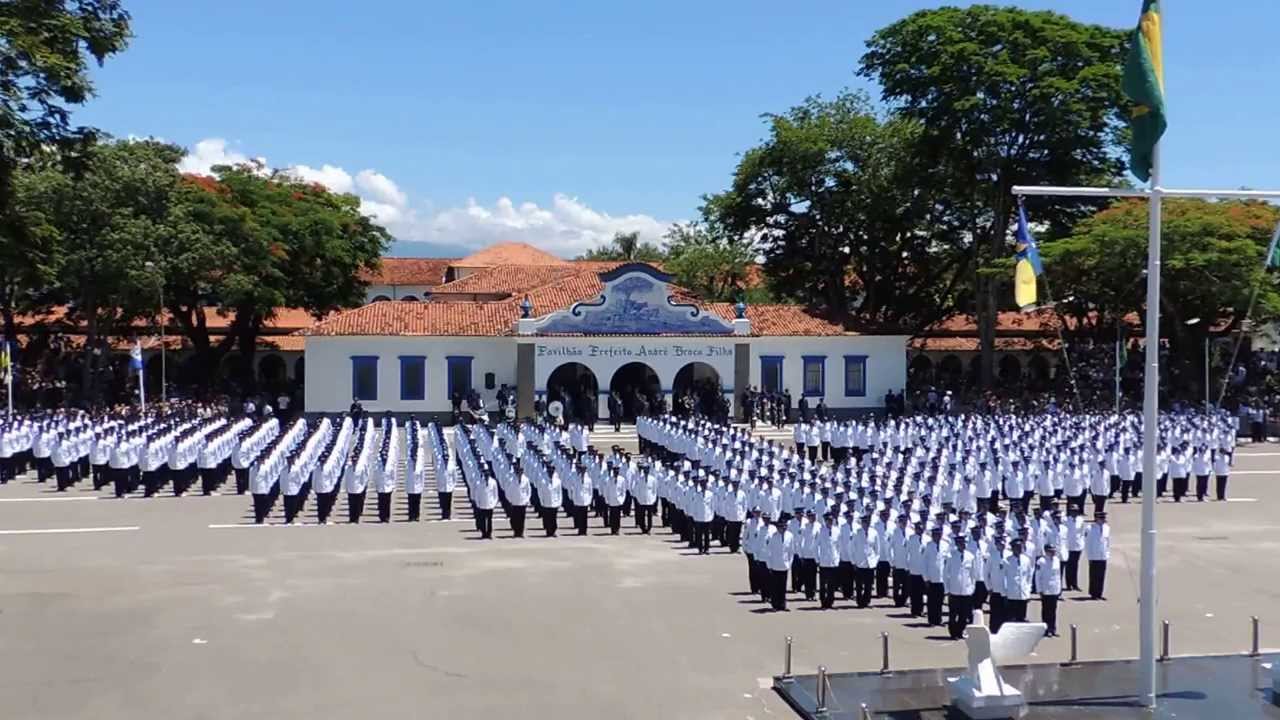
[947,676,1028,719]
[774,653,1280,719]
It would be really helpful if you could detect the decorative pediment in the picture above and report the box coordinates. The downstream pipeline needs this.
[531,264,734,336]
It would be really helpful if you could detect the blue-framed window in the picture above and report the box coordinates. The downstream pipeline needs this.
[802,355,825,397]
[399,356,426,401]
[760,356,784,394]
[844,355,868,397]
[351,355,379,401]
[446,356,473,399]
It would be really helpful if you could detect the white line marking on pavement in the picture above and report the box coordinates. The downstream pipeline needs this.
[0,496,100,503]
[1226,498,1258,502]
[756,677,772,689]
[0,525,139,535]
[1229,470,1280,475]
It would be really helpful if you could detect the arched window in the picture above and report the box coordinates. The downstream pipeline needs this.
[370,295,391,302]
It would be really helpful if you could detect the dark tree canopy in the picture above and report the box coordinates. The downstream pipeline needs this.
[577,230,665,262]
[858,4,1129,380]
[702,91,968,331]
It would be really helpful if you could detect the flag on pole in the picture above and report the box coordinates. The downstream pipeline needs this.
[1265,221,1280,270]
[130,339,146,408]
[1,336,10,416]
[1013,202,1044,310]
[1122,0,1166,183]
[0,336,10,384]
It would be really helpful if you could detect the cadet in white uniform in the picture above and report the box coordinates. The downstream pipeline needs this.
[1085,511,1110,600]
[1037,543,1063,636]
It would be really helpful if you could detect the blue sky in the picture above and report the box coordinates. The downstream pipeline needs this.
[77,0,1280,257]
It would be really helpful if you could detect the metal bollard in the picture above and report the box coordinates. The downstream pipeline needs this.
[860,702,873,720]
[1251,616,1260,657]
[880,632,891,675]
[1159,621,1170,661]
[1065,624,1078,666]
[782,636,793,682]
[815,665,828,714]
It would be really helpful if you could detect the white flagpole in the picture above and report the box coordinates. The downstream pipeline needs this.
[1115,325,1122,414]
[1216,220,1280,408]
[5,340,12,417]
[1139,12,1165,705]
[138,350,146,411]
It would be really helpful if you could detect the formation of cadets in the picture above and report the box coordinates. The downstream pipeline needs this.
[634,410,1236,639]
[0,403,1244,641]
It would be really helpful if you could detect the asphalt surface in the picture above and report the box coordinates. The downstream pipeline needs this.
[1,427,1278,720]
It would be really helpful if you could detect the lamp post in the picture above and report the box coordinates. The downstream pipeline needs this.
[1184,318,1207,412]
[144,261,166,402]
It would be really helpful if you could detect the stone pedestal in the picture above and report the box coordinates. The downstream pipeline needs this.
[947,676,1027,719]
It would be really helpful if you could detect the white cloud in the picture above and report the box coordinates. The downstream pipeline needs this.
[177,138,253,175]
[355,169,407,208]
[179,138,672,257]
[419,193,669,256]
[288,163,354,194]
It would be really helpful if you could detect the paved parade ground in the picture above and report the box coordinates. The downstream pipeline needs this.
[2,427,1278,720]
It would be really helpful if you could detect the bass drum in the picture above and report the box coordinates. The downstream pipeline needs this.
[505,406,517,420]
[548,400,564,419]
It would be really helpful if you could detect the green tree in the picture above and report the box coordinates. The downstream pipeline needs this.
[578,230,665,262]
[14,140,187,403]
[859,4,1128,383]
[196,165,390,391]
[1043,198,1280,400]
[0,0,132,347]
[702,91,970,331]
[663,221,766,303]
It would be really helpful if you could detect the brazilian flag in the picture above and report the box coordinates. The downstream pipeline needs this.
[1122,0,1166,183]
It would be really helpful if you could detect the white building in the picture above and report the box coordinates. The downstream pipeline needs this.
[304,258,908,420]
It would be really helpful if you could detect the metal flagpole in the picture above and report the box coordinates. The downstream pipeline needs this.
[1216,220,1280,408]
[1116,323,1123,413]
[4,338,12,417]
[1138,142,1161,707]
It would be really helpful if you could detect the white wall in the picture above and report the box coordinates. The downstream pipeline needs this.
[304,336,515,413]
[748,335,908,410]
[303,333,908,414]
[364,284,435,303]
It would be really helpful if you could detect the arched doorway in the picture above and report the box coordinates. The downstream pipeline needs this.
[258,354,286,390]
[939,355,963,388]
[294,357,305,384]
[1027,354,1051,388]
[998,355,1023,383]
[400,295,419,302]
[609,362,661,420]
[909,355,934,387]
[672,361,721,417]
[546,362,599,423]
[219,353,245,386]
[371,294,391,302]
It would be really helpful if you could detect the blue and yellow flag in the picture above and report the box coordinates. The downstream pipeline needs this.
[1122,0,1166,182]
[1013,203,1043,310]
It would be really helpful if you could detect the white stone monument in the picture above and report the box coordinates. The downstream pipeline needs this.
[947,610,1047,719]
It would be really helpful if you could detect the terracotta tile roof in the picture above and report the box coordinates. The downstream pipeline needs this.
[454,242,566,267]
[909,337,1061,352]
[359,258,454,287]
[22,333,306,353]
[304,301,520,337]
[707,304,850,336]
[15,307,320,332]
[430,264,604,297]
